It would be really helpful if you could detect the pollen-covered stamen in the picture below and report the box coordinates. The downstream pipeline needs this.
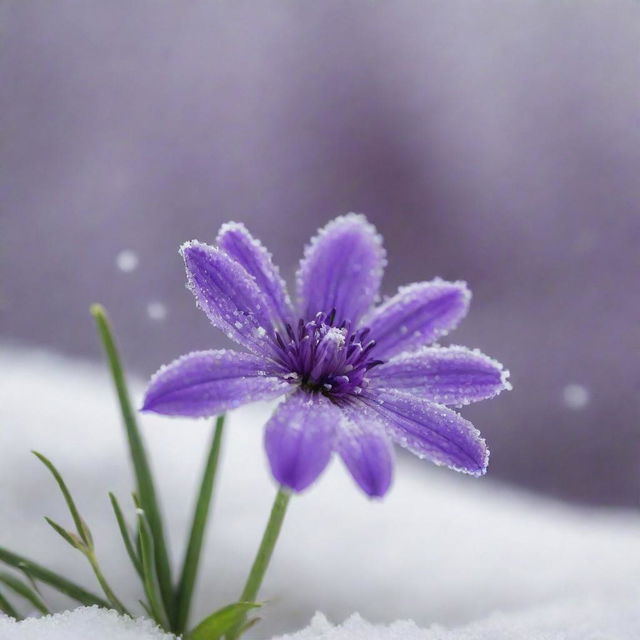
[270,310,383,399]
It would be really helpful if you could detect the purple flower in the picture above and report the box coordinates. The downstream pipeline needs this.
[142,215,511,497]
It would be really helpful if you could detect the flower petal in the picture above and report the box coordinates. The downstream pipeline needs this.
[363,389,488,476]
[370,345,511,406]
[337,404,394,498]
[264,391,338,492]
[296,214,386,325]
[181,241,276,353]
[366,280,470,359]
[217,222,294,330]
[142,350,288,417]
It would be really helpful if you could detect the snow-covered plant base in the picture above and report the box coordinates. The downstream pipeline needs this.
[1,345,639,638]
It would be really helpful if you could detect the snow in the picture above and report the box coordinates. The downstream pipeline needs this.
[562,383,590,410]
[147,302,168,321]
[276,599,640,640]
[1,598,639,640]
[1,344,639,639]
[0,607,174,640]
[116,250,139,273]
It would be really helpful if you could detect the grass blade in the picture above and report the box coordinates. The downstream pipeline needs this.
[175,414,226,633]
[0,547,108,607]
[33,452,91,546]
[91,304,174,623]
[136,508,171,631]
[109,493,143,577]
[43,519,129,615]
[44,518,84,550]
[0,571,49,614]
[189,602,260,640]
[0,589,20,620]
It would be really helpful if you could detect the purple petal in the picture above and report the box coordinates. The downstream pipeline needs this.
[181,241,276,353]
[142,350,288,417]
[337,404,394,497]
[265,391,338,492]
[370,346,512,406]
[217,222,294,330]
[366,280,470,359]
[363,389,489,476]
[296,214,386,325]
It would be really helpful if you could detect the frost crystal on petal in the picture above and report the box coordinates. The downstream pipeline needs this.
[366,280,471,359]
[370,345,511,406]
[296,213,386,326]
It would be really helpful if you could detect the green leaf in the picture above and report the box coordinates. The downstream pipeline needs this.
[44,517,86,551]
[189,602,261,640]
[238,616,261,635]
[139,600,153,618]
[91,304,175,625]
[136,508,170,631]
[0,571,49,614]
[175,414,226,633]
[0,589,20,620]
[109,493,142,577]
[17,568,42,597]
[33,452,92,548]
[0,546,108,607]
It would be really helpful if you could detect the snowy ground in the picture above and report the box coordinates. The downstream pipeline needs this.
[276,599,640,640]
[1,344,639,639]
[0,607,175,640]
[2,598,640,639]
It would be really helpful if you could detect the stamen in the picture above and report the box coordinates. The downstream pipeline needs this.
[285,323,296,341]
[362,340,377,355]
[272,314,384,399]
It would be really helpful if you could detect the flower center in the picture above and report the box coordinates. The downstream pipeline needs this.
[271,310,383,399]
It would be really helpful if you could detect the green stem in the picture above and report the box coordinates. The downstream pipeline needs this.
[175,415,226,634]
[91,305,175,624]
[227,488,291,640]
[86,552,130,616]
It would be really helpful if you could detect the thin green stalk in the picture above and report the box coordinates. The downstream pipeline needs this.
[109,493,143,578]
[175,415,226,634]
[137,508,171,631]
[33,452,91,546]
[0,589,20,620]
[0,547,108,607]
[0,571,49,615]
[85,552,130,616]
[226,488,291,640]
[91,304,175,623]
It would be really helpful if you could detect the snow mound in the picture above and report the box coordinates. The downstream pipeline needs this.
[0,607,174,640]
[1,345,640,637]
[278,598,640,640]
[1,598,639,640]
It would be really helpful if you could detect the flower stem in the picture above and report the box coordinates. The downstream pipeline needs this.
[226,488,291,640]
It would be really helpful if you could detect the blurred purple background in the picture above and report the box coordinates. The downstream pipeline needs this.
[2,1,639,506]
